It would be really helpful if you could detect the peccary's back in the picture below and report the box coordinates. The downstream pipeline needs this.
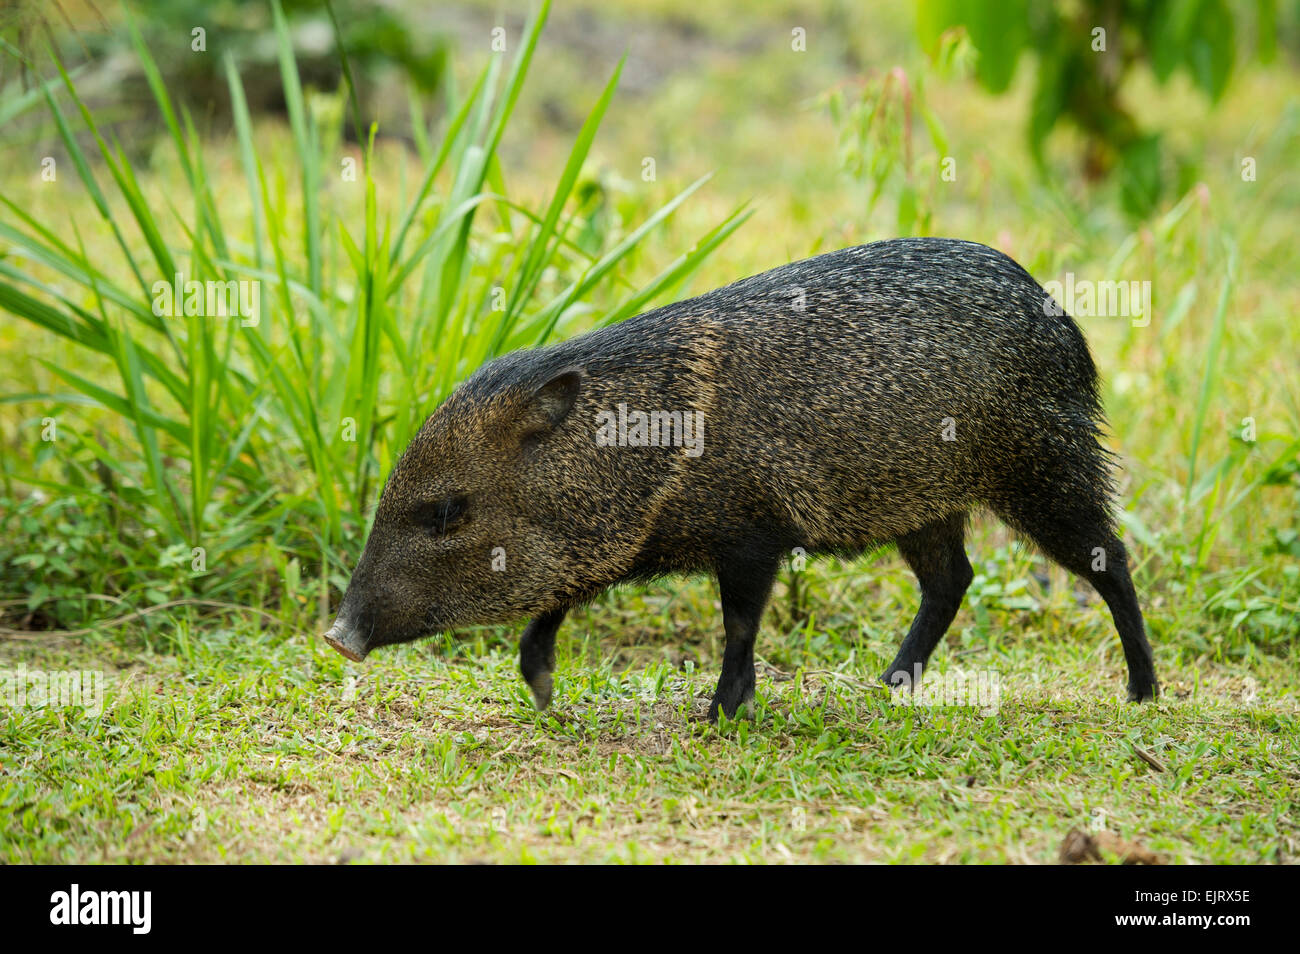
[460,238,1106,565]
[623,239,1104,551]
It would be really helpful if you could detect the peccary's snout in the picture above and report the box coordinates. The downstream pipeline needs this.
[321,612,371,662]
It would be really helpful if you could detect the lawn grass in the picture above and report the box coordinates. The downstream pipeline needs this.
[3,554,1296,864]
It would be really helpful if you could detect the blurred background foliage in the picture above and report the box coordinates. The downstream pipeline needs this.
[0,0,1296,658]
[917,0,1280,216]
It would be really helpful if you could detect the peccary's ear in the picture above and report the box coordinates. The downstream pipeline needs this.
[515,368,581,446]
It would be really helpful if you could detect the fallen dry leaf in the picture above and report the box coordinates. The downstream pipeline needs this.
[1059,827,1162,865]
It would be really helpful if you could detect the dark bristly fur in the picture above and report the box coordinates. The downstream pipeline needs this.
[324,238,1159,720]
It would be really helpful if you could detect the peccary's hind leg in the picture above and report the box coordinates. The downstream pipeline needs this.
[881,512,973,690]
[519,608,566,709]
[995,498,1158,702]
[709,551,780,722]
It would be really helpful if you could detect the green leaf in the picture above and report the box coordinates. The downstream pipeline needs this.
[1255,0,1278,62]
[965,0,1029,94]
[1028,50,1069,166]
[915,0,960,55]
[897,183,919,234]
[1118,134,1163,219]
[1185,0,1235,101]
[1149,0,1200,82]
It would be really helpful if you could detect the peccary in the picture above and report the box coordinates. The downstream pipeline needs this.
[323,238,1159,719]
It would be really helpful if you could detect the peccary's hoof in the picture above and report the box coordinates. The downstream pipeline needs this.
[528,671,553,710]
[707,686,754,723]
[1127,680,1159,703]
[880,669,917,692]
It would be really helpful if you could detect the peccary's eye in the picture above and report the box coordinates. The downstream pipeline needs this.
[414,495,468,535]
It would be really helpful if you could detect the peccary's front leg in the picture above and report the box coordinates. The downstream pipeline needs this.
[709,552,780,722]
[520,609,566,709]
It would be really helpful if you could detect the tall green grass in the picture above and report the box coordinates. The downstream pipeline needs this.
[0,0,748,626]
